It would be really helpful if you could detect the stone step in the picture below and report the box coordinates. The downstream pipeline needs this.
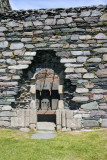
[37,122,56,131]
[31,131,57,139]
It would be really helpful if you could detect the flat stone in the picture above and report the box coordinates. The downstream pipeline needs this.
[77,56,88,62]
[23,21,33,27]
[83,120,99,127]
[94,48,107,53]
[70,44,77,48]
[8,65,29,70]
[91,10,101,16]
[7,21,18,27]
[24,52,36,56]
[65,17,73,24]
[44,26,51,30]
[14,50,25,56]
[0,121,10,127]
[0,41,8,48]
[20,128,30,132]
[0,111,16,117]
[10,43,24,50]
[21,38,32,42]
[31,131,57,139]
[67,119,81,129]
[102,119,107,127]
[76,88,89,93]
[99,103,107,110]
[100,13,107,21]
[37,122,56,131]
[34,30,43,34]
[94,33,107,39]
[33,20,43,26]
[1,105,12,111]
[66,73,82,79]
[84,17,98,22]
[25,44,34,48]
[2,51,13,56]
[60,58,76,63]
[103,54,107,61]
[6,59,16,65]
[35,43,46,47]
[57,19,65,24]
[0,37,5,41]
[78,44,89,48]
[66,110,73,119]
[91,89,107,94]
[65,64,83,67]
[45,19,56,25]
[84,81,94,88]
[75,68,87,73]
[0,69,6,73]
[23,32,33,36]
[87,58,101,62]
[79,35,91,40]
[74,114,82,119]
[50,44,63,48]
[83,73,95,79]
[90,110,106,117]
[81,101,98,110]
[71,51,90,56]
[65,68,74,73]
[96,68,107,78]
[80,11,90,17]
[0,82,18,86]
[41,14,48,18]
[60,12,67,17]
[92,94,103,100]
[71,34,79,40]
[72,96,89,102]
[0,27,7,32]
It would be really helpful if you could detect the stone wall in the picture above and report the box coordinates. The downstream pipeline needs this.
[0,0,11,12]
[0,5,107,130]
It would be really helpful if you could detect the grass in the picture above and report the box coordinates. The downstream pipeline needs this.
[0,129,107,160]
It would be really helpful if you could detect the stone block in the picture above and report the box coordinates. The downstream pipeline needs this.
[0,41,8,48]
[30,100,36,108]
[94,48,107,53]
[20,128,30,132]
[80,11,90,17]
[23,21,33,27]
[83,73,95,79]
[103,54,107,61]
[75,68,87,73]
[91,10,101,16]
[67,119,81,129]
[66,110,73,119]
[91,89,107,94]
[94,33,107,39]
[65,17,73,24]
[83,120,99,128]
[66,73,82,79]
[77,56,88,63]
[25,52,36,56]
[65,64,83,68]
[102,119,107,127]
[79,35,91,40]
[0,82,18,86]
[29,109,37,124]
[33,20,43,26]
[57,19,65,24]
[0,121,10,127]
[76,88,89,93]
[58,85,63,94]
[90,110,106,117]
[56,110,61,125]
[0,27,7,32]
[10,43,24,50]
[30,85,36,94]
[71,51,90,56]
[58,100,64,109]
[92,94,103,100]
[65,68,74,73]
[7,21,19,27]
[60,58,76,63]
[62,110,66,127]
[0,111,16,117]
[81,101,98,110]
[72,96,89,102]
[100,13,107,21]
[87,58,101,62]
[2,105,12,111]
[71,35,79,40]
[45,19,56,25]
[8,65,29,70]
[96,68,107,78]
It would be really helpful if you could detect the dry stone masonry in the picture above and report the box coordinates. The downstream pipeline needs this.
[0,4,107,130]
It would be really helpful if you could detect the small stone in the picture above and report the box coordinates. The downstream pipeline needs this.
[33,21,43,26]
[0,37,5,41]
[8,65,29,70]
[14,50,25,56]
[60,58,76,63]
[100,13,107,21]
[76,88,89,93]
[91,89,107,94]
[94,33,107,39]
[67,119,81,129]
[25,44,34,48]
[0,111,16,117]
[80,11,90,17]
[103,54,107,61]
[96,68,107,78]
[87,58,101,62]
[65,68,74,73]
[41,14,48,18]
[84,81,94,88]
[23,21,33,27]
[20,128,30,132]
[2,51,13,56]
[71,51,90,56]
[94,48,107,53]
[34,30,43,34]
[0,121,10,127]
[57,19,65,24]
[0,27,7,32]
[75,68,87,73]
[92,94,103,100]
[83,73,95,79]
[77,56,88,62]
[24,52,36,56]
[0,41,8,48]
[90,110,106,117]
[79,35,91,40]
[66,74,82,79]
[84,17,98,22]
[91,10,101,16]
[81,101,98,110]
[21,38,31,42]
[45,19,56,25]
[7,21,18,27]
[72,96,89,102]
[6,59,16,65]
[44,26,51,30]
[50,44,63,48]
[65,17,73,24]
[71,35,79,40]
[78,44,89,48]
[10,43,24,50]
[2,105,12,111]
[23,32,33,36]
[65,64,83,67]
[60,12,67,17]
[70,44,77,48]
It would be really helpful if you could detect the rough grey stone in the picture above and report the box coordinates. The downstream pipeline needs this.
[71,51,90,56]
[94,48,107,53]
[77,56,88,62]
[0,111,16,117]
[76,88,89,93]
[6,59,16,65]
[0,27,7,32]
[33,20,43,26]
[102,119,107,127]
[1,105,12,111]
[31,131,57,139]
[25,44,34,48]
[71,34,79,40]
[57,19,65,24]
[87,58,101,62]
[8,65,29,70]
[67,119,81,129]
[80,11,90,17]
[0,121,10,127]
[66,110,73,119]
[103,54,107,61]
[20,128,30,132]
[81,101,99,110]
[83,120,99,127]
[96,68,107,78]
[94,33,107,39]
[24,52,36,56]
[60,12,67,17]
[2,51,13,56]
[72,96,89,102]
[0,41,8,48]
[83,73,95,79]
[100,13,107,21]
[65,17,73,24]
[92,94,103,100]
[90,110,106,117]
[79,35,91,40]
[7,21,18,27]
[75,68,87,73]
[45,19,56,25]
[10,43,24,50]
[60,58,76,63]
[91,10,101,16]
